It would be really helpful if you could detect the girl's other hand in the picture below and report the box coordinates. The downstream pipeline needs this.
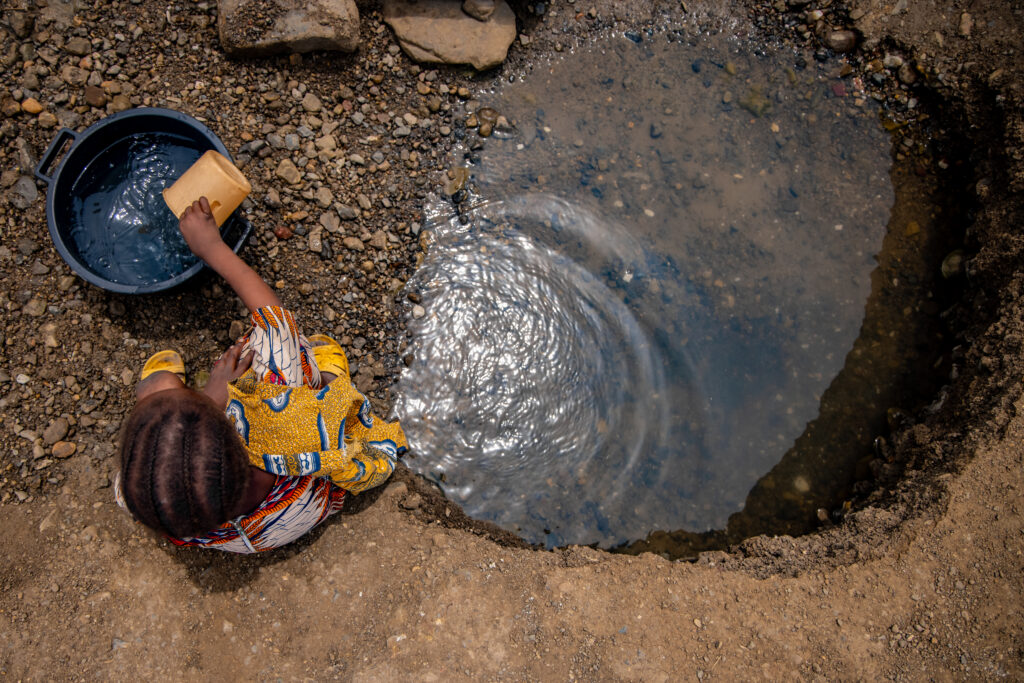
[179,196,225,261]
[203,343,254,407]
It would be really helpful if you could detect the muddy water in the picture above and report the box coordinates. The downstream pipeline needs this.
[395,30,945,551]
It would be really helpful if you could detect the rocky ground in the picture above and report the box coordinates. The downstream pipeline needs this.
[0,0,1022,679]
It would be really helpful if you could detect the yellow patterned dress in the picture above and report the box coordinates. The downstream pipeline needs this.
[227,306,407,492]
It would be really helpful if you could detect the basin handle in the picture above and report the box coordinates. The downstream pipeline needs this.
[34,128,78,184]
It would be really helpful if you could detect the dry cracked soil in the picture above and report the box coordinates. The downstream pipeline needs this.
[0,0,1022,679]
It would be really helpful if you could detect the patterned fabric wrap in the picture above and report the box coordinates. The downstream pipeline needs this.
[240,306,320,388]
[168,475,346,552]
[228,306,408,493]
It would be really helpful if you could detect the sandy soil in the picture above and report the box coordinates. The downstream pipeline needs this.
[1,0,1022,679]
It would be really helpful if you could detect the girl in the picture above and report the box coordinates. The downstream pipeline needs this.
[116,197,407,553]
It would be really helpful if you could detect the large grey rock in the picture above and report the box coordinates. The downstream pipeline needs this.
[217,0,359,57]
[383,0,516,71]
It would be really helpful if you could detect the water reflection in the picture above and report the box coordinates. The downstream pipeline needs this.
[395,29,902,548]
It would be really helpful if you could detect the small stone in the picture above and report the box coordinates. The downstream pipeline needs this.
[357,194,372,210]
[308,226,323,253]
[8,11,34,39]
[37,111,58,128]
[10,176,38,210]
[825,30,858,53]
[276,159,302,184]
[883,54,904,69]
[22,298,46,317]
[65,36,93,56]
[320,212,341,234]
[228,319,247,340]
[369,230,388,249]
[2,98,21,117]
[60,65,89,86]
[273,225,293,240]
[301,92,322,113]
[360,259,374,273]
[336,204,360,220]
[110,94,131,112]
[52,441,77,459]
[315,186,334,208]
[412,305,425,319]
[21,98,43,115]
[84,84,107,108]
[314,134,337,151]
[343,236,365,251]
[393,125,412,137]
[941,250,965,278]
[462,0,496,21]
[400,492,423,510]
[897,63,917,85]
[958,12,972,37]
[43,418,69,446]
[120,368,134,385]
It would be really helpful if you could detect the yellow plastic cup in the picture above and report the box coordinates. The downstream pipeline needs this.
[162,150,251,227]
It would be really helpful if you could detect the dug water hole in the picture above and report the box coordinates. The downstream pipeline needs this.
[394,28,957,555]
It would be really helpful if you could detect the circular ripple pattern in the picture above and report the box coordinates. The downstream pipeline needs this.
[395,197,693,547]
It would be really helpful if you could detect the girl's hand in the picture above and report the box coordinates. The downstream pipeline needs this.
[179,196,225,261]
[202,342,254,407]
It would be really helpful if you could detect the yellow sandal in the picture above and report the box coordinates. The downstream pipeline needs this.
[308,334,350,377]
[140,350,186,382]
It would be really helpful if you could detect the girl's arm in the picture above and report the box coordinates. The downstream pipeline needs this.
[178,197,281,312]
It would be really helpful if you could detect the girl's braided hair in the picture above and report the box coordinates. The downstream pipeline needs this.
[119,391,250,539]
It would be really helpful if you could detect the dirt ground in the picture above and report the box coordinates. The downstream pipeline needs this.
[1,0,1023,679]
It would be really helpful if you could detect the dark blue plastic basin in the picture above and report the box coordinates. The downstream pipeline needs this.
[35,108,252,294]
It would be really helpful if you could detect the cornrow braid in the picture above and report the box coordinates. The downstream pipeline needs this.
[119,391,250,539]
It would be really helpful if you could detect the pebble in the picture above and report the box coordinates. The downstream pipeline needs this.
[84,85,107,107]
[394,125,412,138]
[958,12,972,37]
[825,30,857,53]
[301,92,322,113]
[883,54,904,68]
[65,36,92,56]
[315,186,334,208]
[43,417,69,446]
[343,237,365,251]
[898,63,917,85]
[110,94,131,112]
[23,298,46,316]
[52,441,77,459]
[38,111,58,128]
[337,204,359,220]
[21,98,43,114]
[400,492,423,510]
[273,225,293,240]
[10,176,38,210]
[320,212,341,234]
[276,159,302,184]
[308,226,323,253]
[412,305,426,319]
